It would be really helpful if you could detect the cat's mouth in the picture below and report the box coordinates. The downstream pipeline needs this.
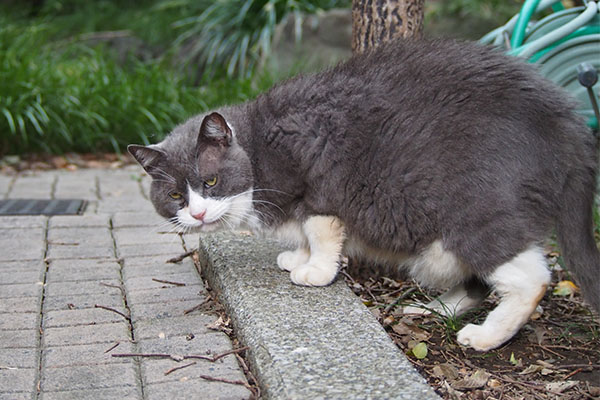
[178,219,223,233]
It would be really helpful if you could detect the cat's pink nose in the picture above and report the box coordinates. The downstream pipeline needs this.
[192,210,206,221]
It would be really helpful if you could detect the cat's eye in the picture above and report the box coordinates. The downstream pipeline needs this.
[204,176,218,188]
[169,192,183,200]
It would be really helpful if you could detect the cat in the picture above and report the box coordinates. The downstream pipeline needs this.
[129,38,600,351]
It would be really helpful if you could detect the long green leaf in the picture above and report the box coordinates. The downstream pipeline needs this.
[2,108,16,134]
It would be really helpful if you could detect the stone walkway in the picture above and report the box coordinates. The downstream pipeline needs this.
[0,166,252,399]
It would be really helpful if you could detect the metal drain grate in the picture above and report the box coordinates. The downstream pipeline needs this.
[0,199,87,216]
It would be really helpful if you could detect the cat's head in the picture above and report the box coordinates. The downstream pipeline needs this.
[128,112,256,233]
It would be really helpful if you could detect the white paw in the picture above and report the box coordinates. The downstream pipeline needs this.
[402,305,432,316]
[457,323,504,351]
[277,249,310,272]
[290,262,337,286]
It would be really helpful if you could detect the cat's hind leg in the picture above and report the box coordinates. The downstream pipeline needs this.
[456,246,550,351]
[403,277,489,316]
[290,215,345,286]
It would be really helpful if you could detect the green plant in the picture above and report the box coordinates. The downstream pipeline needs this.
[169,0,349,78]
[0,13,277,156]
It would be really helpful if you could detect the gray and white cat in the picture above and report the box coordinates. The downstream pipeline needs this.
[129,39,599,351]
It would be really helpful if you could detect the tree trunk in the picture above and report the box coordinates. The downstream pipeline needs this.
[352,0,425,54]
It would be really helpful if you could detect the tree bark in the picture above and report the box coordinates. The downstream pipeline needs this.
[352,0,425,54]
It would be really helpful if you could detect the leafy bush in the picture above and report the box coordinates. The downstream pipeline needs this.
[168,0,350,78]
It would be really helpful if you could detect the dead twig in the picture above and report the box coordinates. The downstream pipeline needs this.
[152,278,186,287]
[563,367,584,380]
[199,374,248,387]
[94,304,131,322]
[166,249,197,264]
[164,361,196,376]
[104,342,120,353]
[183,297,211,315]
[235,353,261,399]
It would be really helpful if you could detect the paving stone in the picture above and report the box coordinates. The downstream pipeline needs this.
[0,297,40,313]
[48,215,110,229]
[0,269,44,285]
[0,367,36,393]
[140,176,151,199]
[40,386,141,400]
[0,216,47,229]
[0,329,38,348]
[0,347,38,368]
[137,334,232,357]
[117,242,183,258]
[97,198,154,214]
[43,292,124,312]
[9,173,55,198]
[41,363,137,392]
[130,299,207,322]
[47,227,113,248]
[0,228,45,261]
[0,312,38,330]
[126,284,205,306]
[45,244,115,260]
[145,378,252,400]
[43,341,135,368]
[133,315,214,341]
[53,173,98,201]
[0,392,32,400]
[122,257,196,280]
[44,322,130,347]
[140,356,245,386]
[0,175,14,198]
[0,283,43,299]
[0,260,44,273]
[46,259,121,283]
[113,227,179,246]
[44,306,129,328]
[0,394,32,400]
[124,273,200,292]
[111,212,166,228]
[44,279,122,298]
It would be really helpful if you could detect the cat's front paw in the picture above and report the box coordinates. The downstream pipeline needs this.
[290,262,337,286]
[277,248,310,271]
[457,324,503,351]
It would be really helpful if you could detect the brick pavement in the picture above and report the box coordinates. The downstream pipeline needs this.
[0,166,252,399]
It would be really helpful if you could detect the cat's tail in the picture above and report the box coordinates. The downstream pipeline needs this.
[556,146,600,314]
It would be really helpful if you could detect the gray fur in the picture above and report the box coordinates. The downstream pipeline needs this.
[129,39,599,312]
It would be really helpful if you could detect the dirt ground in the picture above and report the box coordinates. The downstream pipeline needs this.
[345,248,600,400]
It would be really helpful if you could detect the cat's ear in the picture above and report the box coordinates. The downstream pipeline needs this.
[127,144,166,175]
[199,112,232,147]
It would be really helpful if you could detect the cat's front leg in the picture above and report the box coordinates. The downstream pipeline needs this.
[277,248,310,271]
[289,215,345,286]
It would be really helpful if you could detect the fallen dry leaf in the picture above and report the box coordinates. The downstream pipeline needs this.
[432,363,459,380]
[545,380,578,393]
[453,369,490,390]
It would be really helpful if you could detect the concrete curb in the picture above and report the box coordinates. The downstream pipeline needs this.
[199,232,440,400]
